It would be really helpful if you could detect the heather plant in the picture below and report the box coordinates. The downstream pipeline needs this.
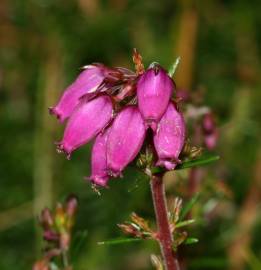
[34,49,219,270]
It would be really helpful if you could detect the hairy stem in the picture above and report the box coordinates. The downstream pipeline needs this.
[150,174,180,270]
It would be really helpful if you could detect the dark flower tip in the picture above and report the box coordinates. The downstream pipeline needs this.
[48,107,62,122]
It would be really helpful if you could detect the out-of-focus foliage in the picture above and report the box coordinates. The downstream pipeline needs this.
[0,0,260,269]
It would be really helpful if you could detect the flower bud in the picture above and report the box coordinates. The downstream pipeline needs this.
[137,65,174,131]
[40,208,54,230]
[57,95,113,157]
[87,129,110,187]
[54,203,66,230]
[154,102,185,170]
[49,65,105,122]
[43,230,59,242]
[107,106,146,176]
[65,195,78,219]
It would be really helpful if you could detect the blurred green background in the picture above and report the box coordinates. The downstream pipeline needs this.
[0,0,261,269]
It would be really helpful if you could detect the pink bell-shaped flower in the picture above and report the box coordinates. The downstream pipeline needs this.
[153,102,185,170]
[49,65,105,122]
[137,65,174,131]
[57,95,113,158]
[107,106,146,177]
[87,129,110,187]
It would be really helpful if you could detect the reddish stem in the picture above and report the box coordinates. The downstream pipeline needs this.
[150,174,180,270]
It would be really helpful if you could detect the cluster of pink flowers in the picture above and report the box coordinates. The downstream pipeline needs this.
[50,60,185,187]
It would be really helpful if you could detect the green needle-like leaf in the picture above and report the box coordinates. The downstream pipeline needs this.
[151,153,220,174]
[177,153,220,170]
[168,57,181,77]
[184,237,199,245]
[71,230,88,261]
[97,237,143,246]
[179,193,200,221]
[176,219,195,228]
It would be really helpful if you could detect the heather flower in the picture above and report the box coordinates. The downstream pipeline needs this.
[204,131,218,150]
[87,129,110,187]
[202,112,215,132]
[107,106,146,177]
[137,65,174,131]
[202,112,218,150]
[49,65,106,122]
[57,95,113,158]
[154,102,185,170]
[50,50,191,187]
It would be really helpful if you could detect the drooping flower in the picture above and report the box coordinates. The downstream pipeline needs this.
[50,49,192,187]
[107,106,146,177]
[154,102,185,170]
[137,65,174,131]
[57,95,113,158]
[87,129,110,187]
[49,65,106,122]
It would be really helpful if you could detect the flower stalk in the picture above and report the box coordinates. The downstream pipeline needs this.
[150,174,180,270]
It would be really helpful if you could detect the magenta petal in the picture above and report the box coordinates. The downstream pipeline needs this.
[50,66,105,122]
[137,66,174,131]
[57,95,113,156]
[154,102,185,170]
[107,106,146,176]
[87,129,110,187]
